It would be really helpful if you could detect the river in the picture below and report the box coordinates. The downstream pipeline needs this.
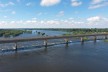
[0,29,108,72]
[0,40,108,72]
[15,29,67,38]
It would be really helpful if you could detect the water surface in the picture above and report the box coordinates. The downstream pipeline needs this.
[0,41,108,72]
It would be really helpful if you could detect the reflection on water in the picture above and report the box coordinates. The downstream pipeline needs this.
[0,41,108,72]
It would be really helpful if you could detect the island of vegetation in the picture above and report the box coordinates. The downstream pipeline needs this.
[0,29,32,37]
[0,28,108,39]
[28,28,108,35]
[30,28,108,41]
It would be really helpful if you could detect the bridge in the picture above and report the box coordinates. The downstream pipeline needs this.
[0,33,108,51]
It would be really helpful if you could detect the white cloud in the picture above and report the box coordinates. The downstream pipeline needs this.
[89,0,108,9]
[26,2,33,6]
[3,16,8,18]
[40,0,61,6]
[0,16,108,28]
[71,0,82,7]
[0,2,15,7]
[10,21,16,24]
[46,20,60,24]
[87,16,101,22]
[91,0,103,4]
[56,11,64,17]
[86,16,108,27]
[32,17,37,20]
[16,0,21,3]
[37,12,42,16]
[11,11,16,14]
[0,19,72,28]
[37,12,48,16]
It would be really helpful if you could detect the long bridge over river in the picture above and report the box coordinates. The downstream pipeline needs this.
[0,33,108,51]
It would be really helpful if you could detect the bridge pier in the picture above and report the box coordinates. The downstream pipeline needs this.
[44,40,48,48]
[105,35,107,39]
[81,37,84,45]
[81,37,84,42]
[65,38,69,45]
[64,38,69,47]
[15,42,17,51]
[94,36,97,42]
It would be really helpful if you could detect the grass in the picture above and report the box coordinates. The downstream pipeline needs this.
[83,37,89,41]
[104,39,108,42]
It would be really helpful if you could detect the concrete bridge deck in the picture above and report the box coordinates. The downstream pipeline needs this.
[0,33,108,43]
[0,33,108,51]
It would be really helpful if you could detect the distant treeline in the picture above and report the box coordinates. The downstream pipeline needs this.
[0,28,108,37]
[49,28,108,32]
[53,28,108,35]
[28,28,108,32]
[4,28,108,32]
[27,28,108,32]
[0,29,32,37]
[32,28,108,35]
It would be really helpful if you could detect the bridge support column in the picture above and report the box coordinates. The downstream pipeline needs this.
[94,36,97,42]
[81,37,84,43]
[15,42,17,51]
[65,38,69,48]
[81,37,84,45]
[65,38,69,45]
[44,40,48,48]
[105,35,107,39]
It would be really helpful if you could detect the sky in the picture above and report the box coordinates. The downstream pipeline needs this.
[0,0,108,28]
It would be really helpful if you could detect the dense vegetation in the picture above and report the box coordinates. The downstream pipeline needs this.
[28,28,108,35]
[0,28,108,37]
[0,29,32,37]
[47,28,108,32]
[46,28,108,35]
[25,28,108,36]
[28,28,108,33]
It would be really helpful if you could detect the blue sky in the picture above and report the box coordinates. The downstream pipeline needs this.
[0,0,108,28]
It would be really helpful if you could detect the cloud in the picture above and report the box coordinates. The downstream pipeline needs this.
[3,16,8,18]
[40,0,61,6]
[32,17,37,20]
[11,11,16,14]
[26,2,33,6]
[86,16,108,27]
[46,20,60,24]
[36,12,48,16]
[0,16,108,28]
[91,0,103,4]
[71,0,82,7]
[16,0,21,3]
[56,11,64,17]
[0,2,15,7]
[87,16,101,22]
[37,12,42,16]
[0,18,70,28]
[89,0,108,9]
